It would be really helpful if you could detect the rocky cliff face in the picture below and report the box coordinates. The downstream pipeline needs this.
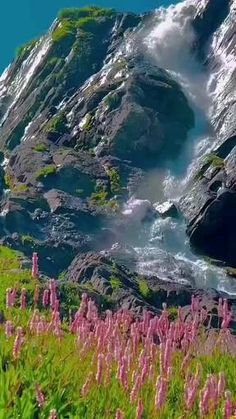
[0,2,236,308]
[180,0,236,267]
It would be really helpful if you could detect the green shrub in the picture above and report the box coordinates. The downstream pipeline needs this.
[137,278,151,298]
[168,306,179,321]
[35,165,57,180]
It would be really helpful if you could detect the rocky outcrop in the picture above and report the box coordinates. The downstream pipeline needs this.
[0,6,195,272]
[65,251,236,328]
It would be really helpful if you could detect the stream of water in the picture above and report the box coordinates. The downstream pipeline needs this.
[120,0,236,295]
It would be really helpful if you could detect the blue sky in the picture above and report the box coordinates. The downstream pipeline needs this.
[1,0,176,71]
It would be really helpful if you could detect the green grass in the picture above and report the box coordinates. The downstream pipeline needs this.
[35,165,57,180]
[110,276,122,291]
[21,235,36,245]
[34,144,48,153]
[0,246,35,310]
[45,112,68,136]
[4,173,29,194]
[58,7,115,21]
[90,187,109,207]
[0,245,236,417]
[82,113,93,131]
[205,153,225,169]
[16,39,38,60]
[107,167,122,194]
[52,20,76,44]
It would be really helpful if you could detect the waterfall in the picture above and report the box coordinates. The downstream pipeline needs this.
[121,0,236,295]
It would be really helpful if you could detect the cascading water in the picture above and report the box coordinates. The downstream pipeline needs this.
[120,0,236,295]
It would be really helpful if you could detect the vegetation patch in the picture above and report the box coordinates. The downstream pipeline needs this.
[168,306,179,321]
[195,153,225,181]
[21,235,37,245]
[34,143,48,153]
[16,38,38,60]
[52,20,76,44]
[104,92,122,111]
[45,112,68,136]
[58,7,115,21]
[110,276,122,291]
[107,167,122,194]
[137,278,151,299]
[90,187,109,207]
[205,153,225,169]
[35,165,57,180]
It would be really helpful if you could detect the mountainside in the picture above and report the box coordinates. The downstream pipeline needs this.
[0,1,236,310]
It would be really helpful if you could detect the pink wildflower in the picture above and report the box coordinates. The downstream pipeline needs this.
[115,409,125,419]
[13,327,24,359]
[81,372,93,397]
[136,399,144,419]
[48,410,57,419]
[224,391,232,419]
[34,285,40,306]
[20,288,27,310]
[42,289,49,307]
[96,354,104,385]
[35,384,45,407]
[32,252,39,278]
[218,373,226,398]
[5,320,14,338]
[6,288,16,308]
[155,376,168,410]
[49,279,57,309]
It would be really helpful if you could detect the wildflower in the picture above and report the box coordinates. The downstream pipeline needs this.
[6,288,16,309]
[218,372,226,398]
[48,410,57,419]
[49,279,57,309]
[35,384,45,408]
[136,399,144,419]
[32,252,39,278]
[5,320,14,338]
[13,327,24,359]
[130,375,141,402]
[20,288,27,310]
[224,391,232,419]
[96,354,104,385]
[81,372,93,397]
[34,285,40,306]
[155,376,168,410]
[42,289,49,307]
[115,409,125,419]
[184,365,201,410]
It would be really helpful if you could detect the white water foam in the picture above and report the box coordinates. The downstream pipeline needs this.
[120,0,234,293]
